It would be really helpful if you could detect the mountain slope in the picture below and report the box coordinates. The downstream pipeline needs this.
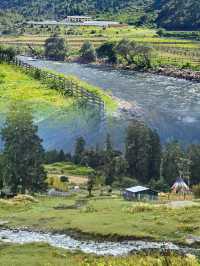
[0,0,153,20]
[155,0,200,30]
[0,0,200,30]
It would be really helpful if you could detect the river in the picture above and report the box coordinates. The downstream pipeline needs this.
[0,229,199,256]
[18,57,200,149]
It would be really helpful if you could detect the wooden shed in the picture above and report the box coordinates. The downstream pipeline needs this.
[123,186,158,201]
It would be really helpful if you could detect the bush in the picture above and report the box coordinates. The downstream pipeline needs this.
[120,177,138,188]
[192,184,200,198]
[79,41,96,63]
[44,34,69,61]
[60,176,69,183]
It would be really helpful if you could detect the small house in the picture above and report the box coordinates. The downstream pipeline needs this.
[123,186,158,201]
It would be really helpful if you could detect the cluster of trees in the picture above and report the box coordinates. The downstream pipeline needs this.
[97,39,152,68]
[1,102,200,195]
[45,120,200,192]
[44,35,152,68]
[155,0,200,30]
[44,34,70,61]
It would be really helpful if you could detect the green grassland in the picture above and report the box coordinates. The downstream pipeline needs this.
[45,162,93,191]
[0,243,199,266]
[45,162,94,177]
[0,62,117,114]
[0,62,74,119]
[0,194,200,244]
[1,26,200,69]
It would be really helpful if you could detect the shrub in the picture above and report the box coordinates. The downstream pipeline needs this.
[192,184,200,198]
[60,176,69,183]
[79,41,96,63]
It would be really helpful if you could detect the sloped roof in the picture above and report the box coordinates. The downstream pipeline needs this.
[171,177,189,191]
[125,186,150,193]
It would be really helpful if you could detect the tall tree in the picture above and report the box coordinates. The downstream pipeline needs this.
[162,141,185,186]
[73,136,86,164]
[148,130,161,180]
[188,144,200,185]
[80,41,96,63]
[1,102,47,193]
[44,34,69,61]
[125,120,151,183]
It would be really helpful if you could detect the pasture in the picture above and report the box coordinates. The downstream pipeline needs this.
[1,26,200,69]
[0,193,200,244]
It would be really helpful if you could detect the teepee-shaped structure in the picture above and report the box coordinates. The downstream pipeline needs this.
[171,177,189,193]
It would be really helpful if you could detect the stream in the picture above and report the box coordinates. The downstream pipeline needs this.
[0,229,200,256]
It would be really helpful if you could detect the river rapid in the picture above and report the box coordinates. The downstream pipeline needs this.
[0,229,199,256]
[17,57,200,149]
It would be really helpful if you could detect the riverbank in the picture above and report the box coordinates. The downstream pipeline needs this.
[1,242,199,266]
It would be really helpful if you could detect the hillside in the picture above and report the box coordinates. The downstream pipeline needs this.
[155,0,200,30]
[0,0,153,23]
[0,0,199,30]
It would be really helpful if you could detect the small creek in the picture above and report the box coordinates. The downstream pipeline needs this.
[0,229,199,256]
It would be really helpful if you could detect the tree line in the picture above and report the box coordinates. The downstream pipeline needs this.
[44,35,152,69]
[1,103,200,195]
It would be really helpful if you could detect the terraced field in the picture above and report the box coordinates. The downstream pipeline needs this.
[1,26,200,68]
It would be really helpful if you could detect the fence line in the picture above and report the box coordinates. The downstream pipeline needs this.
[0,52,105,113]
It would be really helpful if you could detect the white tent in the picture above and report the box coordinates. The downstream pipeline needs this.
[171,177,189,193]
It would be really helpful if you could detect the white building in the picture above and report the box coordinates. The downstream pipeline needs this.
[65,16,92,23]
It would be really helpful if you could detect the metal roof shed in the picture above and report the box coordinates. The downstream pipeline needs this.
[123,186,158,201]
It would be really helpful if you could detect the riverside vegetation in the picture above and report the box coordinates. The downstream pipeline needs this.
[1,25,200,71]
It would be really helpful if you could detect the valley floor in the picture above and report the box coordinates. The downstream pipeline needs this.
[1,243,199,266]
[0,194,200,245]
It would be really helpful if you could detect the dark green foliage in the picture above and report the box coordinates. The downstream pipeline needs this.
[96,41,117,64]
[0,0,199,30]
[73,137,86,164]
[60,175,69,182]
[44,149,71,163]
[149,177,169,192]
[192,184,200,199]
[0,46,16,61]
[0,103,47,194]
[125,120,161,184]
[87,171,96,197]
[155,0,200,30]
[97,39,152,68]
[44,34,69,61]
[162,141,185,186]
[80,41,96,63]
[118,177,138,188]
[188,145,200,185]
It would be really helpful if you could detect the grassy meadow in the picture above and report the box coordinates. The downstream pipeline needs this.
[1,26,200,69]
[0,62,74,119]
[45,162,92,191]
[0,193,200,244]
[0,243,199,266]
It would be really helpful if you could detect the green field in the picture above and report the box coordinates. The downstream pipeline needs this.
[0,194,200,244]
[0,62,117,113]
[1,26,200,69]
[0,62,74,119]
[1,243,199,266]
